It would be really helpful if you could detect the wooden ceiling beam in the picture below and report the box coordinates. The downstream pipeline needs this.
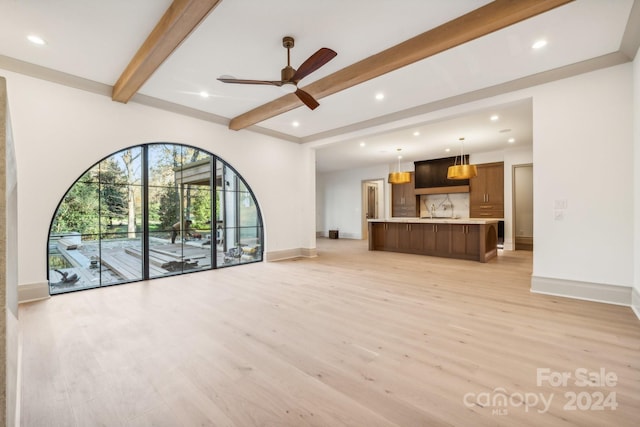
[229,0,573,131]
[112,0,222,103]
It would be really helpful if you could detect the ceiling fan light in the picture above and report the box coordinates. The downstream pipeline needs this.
[281,82,297,93]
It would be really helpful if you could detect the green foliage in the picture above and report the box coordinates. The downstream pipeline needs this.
[158,186,179,230]
[51,176,99,235]
[48,253,71,269]
[99,158,128,226]
[189,185,211,228]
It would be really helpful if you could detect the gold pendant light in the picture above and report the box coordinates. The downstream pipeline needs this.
[447,137,477,180]
[388,148,411,184]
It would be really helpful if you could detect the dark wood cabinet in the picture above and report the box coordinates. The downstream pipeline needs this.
[395,222,425,252]
[470,162,504,218]
[370,222,386,250]
[423,223,450,255]
[385,222,400,251]
[370,222,402,251]
[408,223,424,252]
[450,224,480,259]
[396,222,412,251]
[369,220,498,262]
[391,173,418,217]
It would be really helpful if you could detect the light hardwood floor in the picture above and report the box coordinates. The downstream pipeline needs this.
[19,238,640,426]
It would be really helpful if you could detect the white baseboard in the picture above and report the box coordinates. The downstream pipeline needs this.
[266,247,317,262]
[531,276,632,307]
[17,282,50,303]
[632,287,640,320]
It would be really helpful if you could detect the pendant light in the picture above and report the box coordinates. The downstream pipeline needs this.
[447,137,477,180]
[388,148,411,184]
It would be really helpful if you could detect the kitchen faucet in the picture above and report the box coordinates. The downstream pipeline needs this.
[430,203,436,219]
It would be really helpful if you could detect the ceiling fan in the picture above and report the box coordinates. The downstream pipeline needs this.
[218,36,337,110]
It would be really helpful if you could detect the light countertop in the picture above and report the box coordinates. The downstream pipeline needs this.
[368,217,501,225]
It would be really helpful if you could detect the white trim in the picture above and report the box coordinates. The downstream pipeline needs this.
[632,287,640,320]
[266,247,317,262]
[17,282,49,303]
[15,320,22,427]
[531,275,632,307]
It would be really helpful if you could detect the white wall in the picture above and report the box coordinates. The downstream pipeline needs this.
[633,46,640,317]
[0,69,316,288]
[533,64,633,288]
[1,75,19,427]
[316,172,326,234]
[316,164,390,239]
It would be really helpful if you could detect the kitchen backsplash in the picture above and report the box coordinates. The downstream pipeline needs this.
[419,193,470,218]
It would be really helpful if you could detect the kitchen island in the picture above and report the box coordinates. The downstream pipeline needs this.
[368,218,499,262]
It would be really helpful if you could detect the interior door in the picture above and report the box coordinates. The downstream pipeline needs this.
[367,185,377,219]
[361,180,382,240]
[513,164,533,250]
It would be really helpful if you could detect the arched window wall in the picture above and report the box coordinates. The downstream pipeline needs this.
[47,143,263,294]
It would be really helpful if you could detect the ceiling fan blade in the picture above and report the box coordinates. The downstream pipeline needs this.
[218,78,283,87]
[295,88,320,110]
[292,48,337,83]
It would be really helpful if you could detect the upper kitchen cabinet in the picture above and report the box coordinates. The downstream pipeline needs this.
[414,156,470,195]
[470,162,504,218]
[391,172,418,217]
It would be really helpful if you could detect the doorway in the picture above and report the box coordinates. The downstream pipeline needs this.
[361,179,383,239]
[513,164,533,250]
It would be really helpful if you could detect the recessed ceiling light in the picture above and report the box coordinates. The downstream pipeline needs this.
[490,115,499,121]
[532,39,547,50]
[508,138,515,143]
[292,121,300,127]
[445,148,451,153]
[359,141,366,147]
[413,131,420,136]
[199,91,210,98]
[375,93,385,100]
[27,34,46,45]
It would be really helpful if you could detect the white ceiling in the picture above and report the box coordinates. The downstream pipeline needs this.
[0,0,637,172]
